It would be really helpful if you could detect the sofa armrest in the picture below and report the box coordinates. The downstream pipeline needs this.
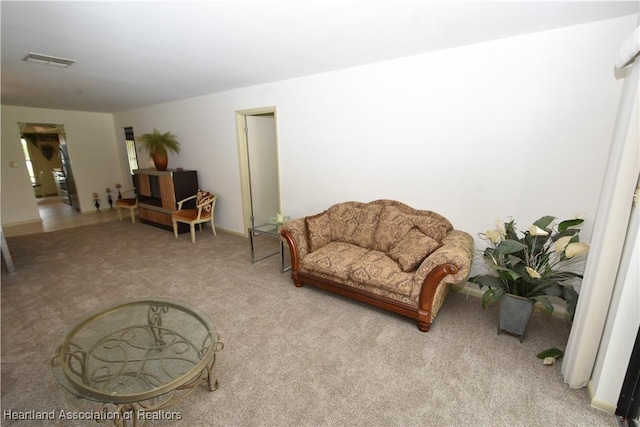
[413,230,474,322]
[415,230,474,284]
[279,218,308,271]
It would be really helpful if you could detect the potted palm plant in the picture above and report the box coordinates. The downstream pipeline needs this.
[469,215,590,341]
[137,128,181,171]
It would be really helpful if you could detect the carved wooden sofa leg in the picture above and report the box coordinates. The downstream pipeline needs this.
[417,311,432,332]
[292,273,303,288]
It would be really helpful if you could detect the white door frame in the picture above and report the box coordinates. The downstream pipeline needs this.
[235,106,280,237]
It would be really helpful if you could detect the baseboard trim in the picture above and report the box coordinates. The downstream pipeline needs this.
[587,379,617,415]
[452,282,484,298]
[451,282,569,320]
[2,218,43,228]
[219,227,245,238]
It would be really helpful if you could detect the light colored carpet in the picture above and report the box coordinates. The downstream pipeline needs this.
[1,220,615,426]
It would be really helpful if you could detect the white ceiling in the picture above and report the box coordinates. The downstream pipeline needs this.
[1,1,638,113]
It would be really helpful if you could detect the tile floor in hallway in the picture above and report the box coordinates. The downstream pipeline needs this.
[3,196,121,237]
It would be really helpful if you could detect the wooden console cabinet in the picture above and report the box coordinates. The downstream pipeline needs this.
[133,169,199,233]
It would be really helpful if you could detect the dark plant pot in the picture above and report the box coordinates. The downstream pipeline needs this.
[153,153,168,171]
[498,294,535,342]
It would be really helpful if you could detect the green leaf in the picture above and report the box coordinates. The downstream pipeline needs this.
[532,296,554,314]
[496,267,521,282]
[559,218,584,232]
[469,275,504,289]
[481,288,504,308]
[563,285,579,321]
[507,254,524,266]
[537,347,564,360]
[551,228,580,242]
[545,271,583,282]
[137,128,181,155]
[526,232,551,254]
[533,216,555,230]
[494,239,527,256]
[543,284,563,297]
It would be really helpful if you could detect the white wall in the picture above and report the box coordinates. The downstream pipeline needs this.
[1,106,122,222]
[113,15,636,257]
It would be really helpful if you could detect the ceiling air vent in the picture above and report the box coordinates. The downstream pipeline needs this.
[23,52,76,68]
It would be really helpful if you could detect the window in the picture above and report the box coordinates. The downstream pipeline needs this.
[124,127,139,173]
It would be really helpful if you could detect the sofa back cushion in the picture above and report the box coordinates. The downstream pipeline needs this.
[372,203,451,252]
[371,205,416,252]
[327,202,383,248]
[305,211,332,252]
[308,200,452,253]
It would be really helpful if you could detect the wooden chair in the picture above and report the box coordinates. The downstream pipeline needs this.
[115,189,138,223]
[172,190,217,243]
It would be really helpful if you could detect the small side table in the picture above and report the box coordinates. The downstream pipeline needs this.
[249,219,290,273]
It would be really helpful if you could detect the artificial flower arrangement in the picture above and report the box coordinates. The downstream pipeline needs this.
[469,215,590,320]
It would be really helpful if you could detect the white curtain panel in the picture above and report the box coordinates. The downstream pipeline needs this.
[562,25,640,390]
[616,26,640,70]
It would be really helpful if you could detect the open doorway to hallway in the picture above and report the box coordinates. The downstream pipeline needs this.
[3,196,119,237]
[18,122,80,217]
[236,107,281,236]
[236,107,283,263]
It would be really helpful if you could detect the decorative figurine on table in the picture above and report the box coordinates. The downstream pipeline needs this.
[106,188,113,209]
[115,183,122,200]
[93,192,100,212]
[269,213,289,224]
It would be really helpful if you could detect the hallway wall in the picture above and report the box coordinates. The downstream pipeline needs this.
[1,107,121,223]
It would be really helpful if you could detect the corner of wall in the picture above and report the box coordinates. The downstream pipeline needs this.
[587,379,617,415]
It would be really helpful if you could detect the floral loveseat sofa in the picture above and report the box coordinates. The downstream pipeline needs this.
[280,200,474,332]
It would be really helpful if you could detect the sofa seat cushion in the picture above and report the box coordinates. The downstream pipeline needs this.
[349,251,415,297]
[301,242,370,280]
[327,203,383,248]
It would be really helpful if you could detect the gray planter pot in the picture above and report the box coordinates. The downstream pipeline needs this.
[498,294,535,342]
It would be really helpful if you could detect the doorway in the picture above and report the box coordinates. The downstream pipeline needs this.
[18,123,79,213]
[236,107,281,237]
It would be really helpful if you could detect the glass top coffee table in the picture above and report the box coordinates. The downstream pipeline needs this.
[51,298,223,423]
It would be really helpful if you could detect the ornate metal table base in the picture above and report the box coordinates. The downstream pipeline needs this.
[52,299,223,426]
[93,354,221,427]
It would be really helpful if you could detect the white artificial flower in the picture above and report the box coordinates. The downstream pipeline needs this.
[566,242,590,258]
[485,229,502,245]
[496,219,506,239]
[571,213,585,220]
[554,236,572,253]
[528,225,549,236]
[526,267,541,279]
